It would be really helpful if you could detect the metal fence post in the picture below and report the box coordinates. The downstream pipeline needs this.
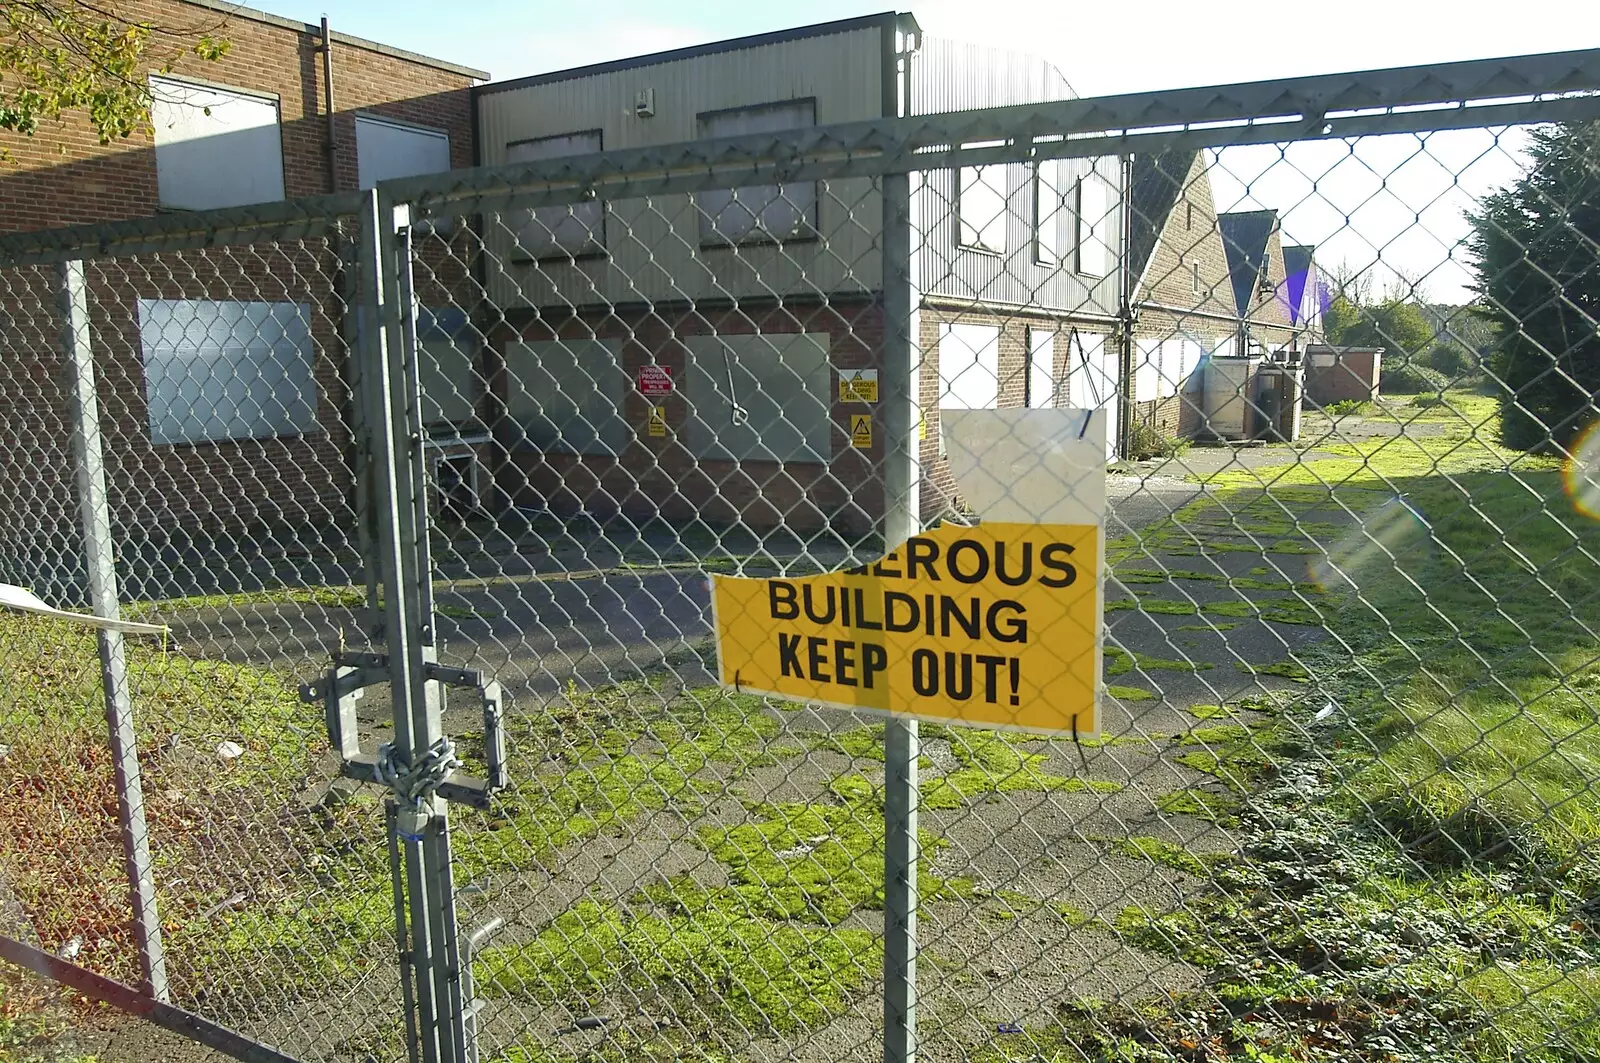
[58,258,169,1003]
[881,169,920,1063]
[358,190,466,1063]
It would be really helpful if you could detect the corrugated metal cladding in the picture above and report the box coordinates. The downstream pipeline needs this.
[475,26,888,310]
[910,36,1075,116]
[911,37,1120,318]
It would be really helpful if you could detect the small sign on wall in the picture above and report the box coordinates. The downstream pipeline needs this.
[638,365,673,396]
[850,414,874,449]
[648,406,668,437]
[839,369,879,403]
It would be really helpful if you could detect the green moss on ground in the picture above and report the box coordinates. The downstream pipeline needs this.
[1109,836,1216,877]
[477,899,876,1035]
[1105,647,1214,676]
[1156,789,1240,825]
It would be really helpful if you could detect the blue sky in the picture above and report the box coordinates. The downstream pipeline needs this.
[277,0,1595,95]
[271,0,1595,301]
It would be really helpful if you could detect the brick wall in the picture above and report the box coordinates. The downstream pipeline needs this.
[0,0,479,556]
[917,305,1112,521]
[0,0,477,232]
[1304,346,1383,405]
[1136,155,1237,328]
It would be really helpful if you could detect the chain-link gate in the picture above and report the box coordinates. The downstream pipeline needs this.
[4,44,1600,1063]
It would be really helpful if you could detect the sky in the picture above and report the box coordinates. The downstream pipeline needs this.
[270,0,1597,303]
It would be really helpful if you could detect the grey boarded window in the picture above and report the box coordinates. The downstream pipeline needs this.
[504,338,628,455]
[137,299,318,445]
[684,332,831,462]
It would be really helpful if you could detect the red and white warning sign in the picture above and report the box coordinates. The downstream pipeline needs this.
[637,365,673,396]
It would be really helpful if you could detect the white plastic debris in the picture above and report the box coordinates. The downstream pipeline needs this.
[1313,702,1337,723]
[216,740,245,762]
[0,582,168,635]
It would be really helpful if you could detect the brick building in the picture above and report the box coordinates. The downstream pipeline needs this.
[1123,151,1240,439]
[1219,209,1298,355]
[0,0,484,594]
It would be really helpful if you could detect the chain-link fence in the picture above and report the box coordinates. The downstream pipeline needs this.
[3,47,1600,1063]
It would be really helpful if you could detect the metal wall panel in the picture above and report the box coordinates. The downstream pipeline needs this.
[911,38,1119,316]
[476,27,887,309]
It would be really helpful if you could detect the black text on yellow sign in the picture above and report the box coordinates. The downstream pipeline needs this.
[850,414,873,449]
[648,406,667,437]
[712,522,1101,734]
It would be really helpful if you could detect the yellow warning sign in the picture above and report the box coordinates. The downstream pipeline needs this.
[712,522,1101,734]
[648,406,667,437]
[850,414,873,449]
[839,369,880,403]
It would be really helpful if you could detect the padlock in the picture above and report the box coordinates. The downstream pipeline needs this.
[396,807,430,843]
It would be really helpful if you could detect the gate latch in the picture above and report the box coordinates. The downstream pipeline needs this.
[299,650,509,810]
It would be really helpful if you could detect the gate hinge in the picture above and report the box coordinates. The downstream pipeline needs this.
[299,650,509,810]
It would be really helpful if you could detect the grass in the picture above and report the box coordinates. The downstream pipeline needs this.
[1075,388,1600,1059]
[0,614,324,988]
[0,976,101,1063]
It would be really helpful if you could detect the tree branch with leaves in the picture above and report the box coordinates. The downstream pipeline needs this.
[1,0,229,150]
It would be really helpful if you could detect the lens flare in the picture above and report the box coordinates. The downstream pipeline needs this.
[1563,421,1600,520]
[1310,497,1432,593]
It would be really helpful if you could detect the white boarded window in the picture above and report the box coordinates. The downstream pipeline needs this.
[1034,162,1060,265]
[504,339,627,454]
[958,165,1006,254]
[137,300,317,444]
[940,323,1000,409]
[356,116,451,189]
[150,77,284,210]
[1069,331,1118,460]
[685,333,831,462]
[506,131,605,258]
[1027,329,1056,408]
[696,100,818,246]
[1135,338,1161,402]
[1075,174,1111,277]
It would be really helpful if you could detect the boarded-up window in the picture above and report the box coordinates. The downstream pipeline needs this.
[1075,174,1112,277]
[696,100,818,246]
[137,300,317,444]
[418,308,476,426]
[356,115,451,189]
[506,131,606,258]
[504,339,628,454]
[940,323,1000,409]
[685,332,831,462]
[1135,338,1161,401]
[1027,328,1056,408]
[150,77,284,210]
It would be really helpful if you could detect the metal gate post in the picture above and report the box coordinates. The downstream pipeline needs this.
[881,169,920,1063]
[58,259,169,1003]
[357,189,467,1063]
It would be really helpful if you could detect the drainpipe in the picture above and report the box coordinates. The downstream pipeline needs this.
[1115,153,1136,458]
[319,17,338,191]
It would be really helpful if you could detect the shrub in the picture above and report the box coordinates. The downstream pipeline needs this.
[1419,341,1476,378]
[1126,421,1187,461]
[1325,399,1372,417]
[1381,360,1449,395]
